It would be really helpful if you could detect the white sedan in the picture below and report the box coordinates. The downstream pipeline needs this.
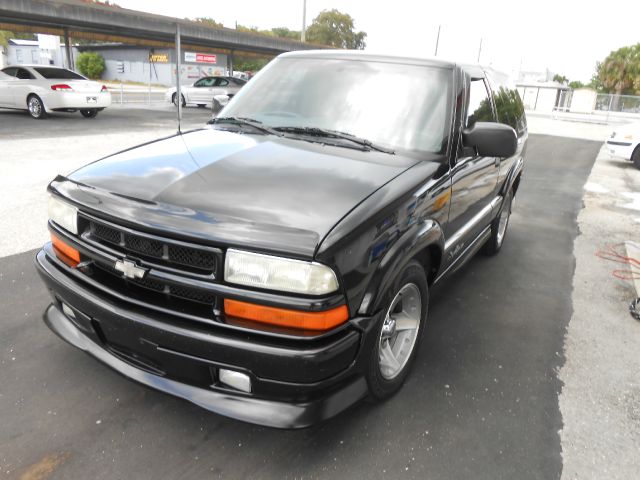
[606,122,640,169]
[164,76,246,108]
[0,65,111,119]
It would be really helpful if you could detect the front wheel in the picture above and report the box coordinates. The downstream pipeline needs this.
[27,95,47,119]
[366,260,428,400]
[80,109,98,118]
[484,189,513,256]
[172,93,186,107]
[632,145,640,170]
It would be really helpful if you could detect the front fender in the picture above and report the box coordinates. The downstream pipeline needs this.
[357,219,444,315]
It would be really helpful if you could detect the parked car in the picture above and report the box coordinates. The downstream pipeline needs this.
[36,51,527,428]
[164,76,246,108]
[606,122,640,169]
[0,65,111,119]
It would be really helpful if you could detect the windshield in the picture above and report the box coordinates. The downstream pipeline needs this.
[34,67,86,80]
[222,57,452,154]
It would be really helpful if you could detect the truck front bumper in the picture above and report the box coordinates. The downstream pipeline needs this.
[36,249,379,428]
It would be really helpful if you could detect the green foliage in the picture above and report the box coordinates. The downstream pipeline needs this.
[194,17,224,28]
[553,74,568,84]
[76,52,105,79]
[305,9,366,49]
[595,43,640,94]
[233,56,271,72]
[0,30,36,48]
[568,80,585,89]
[270,27,301,40]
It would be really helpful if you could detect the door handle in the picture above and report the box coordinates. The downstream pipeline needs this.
[494,157,500,167]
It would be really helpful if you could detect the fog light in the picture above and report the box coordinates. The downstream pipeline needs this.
[61,303,76,319]
[219,369,252,393]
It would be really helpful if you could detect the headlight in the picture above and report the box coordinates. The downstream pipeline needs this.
[224,249,339,295]
[48,195,78,234]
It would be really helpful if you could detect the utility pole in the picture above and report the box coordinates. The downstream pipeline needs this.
[175,23,182,133]
[434,25,441,56]
[301,0,307,42]
[477,37,483,63]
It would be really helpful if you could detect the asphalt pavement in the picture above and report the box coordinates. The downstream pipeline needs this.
[0,135,601,479]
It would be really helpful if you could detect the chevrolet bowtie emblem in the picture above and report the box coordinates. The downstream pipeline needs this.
[114,259,147,279]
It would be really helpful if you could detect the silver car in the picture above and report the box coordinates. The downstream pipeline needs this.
[165,76,246,109]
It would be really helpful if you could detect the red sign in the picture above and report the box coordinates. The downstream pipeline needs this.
[185,52,217,64]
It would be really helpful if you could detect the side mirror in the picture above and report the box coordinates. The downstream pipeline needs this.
[462,122,517,158]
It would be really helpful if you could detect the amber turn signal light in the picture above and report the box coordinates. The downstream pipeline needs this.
[224,299,349,331]
[51,233,80,267]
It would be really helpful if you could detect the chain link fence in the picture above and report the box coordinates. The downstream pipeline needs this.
[595,94,640,114]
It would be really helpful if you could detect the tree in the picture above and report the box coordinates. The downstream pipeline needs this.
[0,30,36,48]
[194,17,224,28]
[76,52,105,79]
[595,43,640,95]
[270,27,300,40]
[553,74,568,84]
[568,80,585,89]
[233,55,271,72]
[305,9,366,49]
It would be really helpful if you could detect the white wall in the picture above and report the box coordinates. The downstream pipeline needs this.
[570,89,597,113]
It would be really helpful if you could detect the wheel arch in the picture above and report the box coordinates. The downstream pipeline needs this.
[357,220,444,316]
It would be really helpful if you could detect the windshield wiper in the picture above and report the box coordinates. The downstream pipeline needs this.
[273,126,395,154]
[208,116,282,136]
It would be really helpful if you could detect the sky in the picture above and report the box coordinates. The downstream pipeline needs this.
[114,0,640,82]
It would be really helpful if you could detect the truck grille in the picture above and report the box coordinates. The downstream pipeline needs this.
[87,218,218,273]
[95,263,217,306]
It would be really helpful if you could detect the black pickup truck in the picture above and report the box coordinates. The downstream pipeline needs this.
[36,51,527,428]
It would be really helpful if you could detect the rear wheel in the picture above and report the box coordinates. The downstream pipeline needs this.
[632,145,640,170]
[366,260,428,400]
[80,109,98,118]
[27,95,47,119]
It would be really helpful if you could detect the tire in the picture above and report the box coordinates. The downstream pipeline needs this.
[483,188,513,256]
[172,93,186,107]
[27,95,47,119]
[80,109,98,118]
[366,259,429,400]
[632,145,640,170]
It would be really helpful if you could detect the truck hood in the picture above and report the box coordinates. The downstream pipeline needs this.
[63,128,427,258]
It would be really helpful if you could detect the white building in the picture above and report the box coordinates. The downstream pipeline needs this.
[1,38,77,69]
[516,81,571,113]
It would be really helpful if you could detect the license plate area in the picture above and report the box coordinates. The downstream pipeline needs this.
[86,96,97,103]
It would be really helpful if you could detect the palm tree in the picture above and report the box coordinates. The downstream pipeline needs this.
[597,44,640,109]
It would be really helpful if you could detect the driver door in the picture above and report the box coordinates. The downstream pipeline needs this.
[191,77,213,103]
[444,75,500,262]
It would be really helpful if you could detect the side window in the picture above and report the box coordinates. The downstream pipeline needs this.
[466,78,494,128]
[486,74,527,135]
[217,79,229,87]
[1,67,18,77]
[16,68,35,80]
[193,78,207,87]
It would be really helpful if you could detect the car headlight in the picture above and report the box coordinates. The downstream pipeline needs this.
[48,195,78,235]
[224,249,339,295]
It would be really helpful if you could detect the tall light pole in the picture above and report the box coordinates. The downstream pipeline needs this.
[434,25,441,56]
[477,37,483,63]
[301,0,307,42]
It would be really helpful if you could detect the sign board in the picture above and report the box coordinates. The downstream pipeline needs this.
[149,53,169,63]
[185,52,217,64]
[37,34,60,51]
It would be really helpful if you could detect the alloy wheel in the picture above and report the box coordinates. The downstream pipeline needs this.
[378,283,422,380]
